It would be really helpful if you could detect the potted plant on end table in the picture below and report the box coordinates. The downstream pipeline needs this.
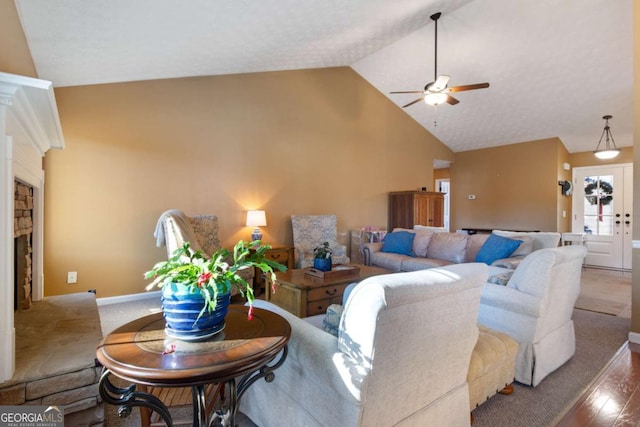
[145,240,286,341]
[313,241,333,272]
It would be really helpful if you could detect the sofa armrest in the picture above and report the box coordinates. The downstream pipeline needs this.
[251,300,364,402]
[480,284,542,318]
[361,242,383,266]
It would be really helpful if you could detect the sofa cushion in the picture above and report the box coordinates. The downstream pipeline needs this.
[511,236,534,256]
[476,233,523,265]
[493,230,561,251]
[426,232,468,264]
[491,256,525,270]
[382,231,415,256]
[401,257,453,271]
[371,251,405,272]
[392,228,433,257]
[464,234,490,262]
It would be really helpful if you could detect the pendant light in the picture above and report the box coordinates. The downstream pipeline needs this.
[593,115,620,160]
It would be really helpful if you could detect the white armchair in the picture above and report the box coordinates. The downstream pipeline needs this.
[291,214,350,268]
[240,263,488,426]
[477,245,587,386]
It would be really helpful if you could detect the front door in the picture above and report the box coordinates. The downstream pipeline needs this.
[572,164,633,269]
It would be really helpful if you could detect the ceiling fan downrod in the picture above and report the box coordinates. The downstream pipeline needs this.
[431,12,441,82]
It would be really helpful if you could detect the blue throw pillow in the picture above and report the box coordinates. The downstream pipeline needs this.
[381,231,415,257]
[475,233,523,265]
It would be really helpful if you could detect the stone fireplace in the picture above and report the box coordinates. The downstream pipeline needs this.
[0,72,64,383]
[14,181,34,311]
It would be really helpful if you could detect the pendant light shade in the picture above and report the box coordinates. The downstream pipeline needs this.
[593,115,620,160]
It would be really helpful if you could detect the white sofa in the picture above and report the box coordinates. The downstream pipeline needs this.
[240,263,488,427]
[363,228,561,272]
[477,245,587,386]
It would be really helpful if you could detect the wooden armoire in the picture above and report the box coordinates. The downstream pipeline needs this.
[388,191,445,230]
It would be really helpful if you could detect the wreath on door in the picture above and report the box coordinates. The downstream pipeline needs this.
[584,180,613,206]
[584,180,613,224]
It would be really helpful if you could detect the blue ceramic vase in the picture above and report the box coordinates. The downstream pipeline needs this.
[161,283,230,341]
[313,257,332,272]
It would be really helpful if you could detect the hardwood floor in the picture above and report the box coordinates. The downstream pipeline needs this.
[556,342,640,426]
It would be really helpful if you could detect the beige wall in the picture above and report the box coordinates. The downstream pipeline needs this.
[569,147,633,168]
[45,69,453,297]
[556,142,571,232]
[0,0,37,77]
[450,138,565,232]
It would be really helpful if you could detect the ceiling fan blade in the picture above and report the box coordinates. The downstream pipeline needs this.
[446,95,460,105]
[402,97,425,108]
[431,75,450,92]
[448,82,490,93]
[390,90,424,94]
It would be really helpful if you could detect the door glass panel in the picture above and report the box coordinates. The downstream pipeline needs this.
[583,175,614,236]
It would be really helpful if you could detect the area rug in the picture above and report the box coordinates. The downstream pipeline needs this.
[471,309,630,427]
[574,294,628,317]
[574,268,631,316]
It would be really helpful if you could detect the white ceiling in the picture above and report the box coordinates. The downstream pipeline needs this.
[15,0,633,154]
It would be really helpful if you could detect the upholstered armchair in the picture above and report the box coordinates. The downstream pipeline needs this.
[477,245,587,386]
[240,263,488,426]
[154,209,253,284]
[291,214,350,268]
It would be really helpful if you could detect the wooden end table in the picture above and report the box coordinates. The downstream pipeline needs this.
[267,265,391,317]
[96,305,290,427]
[252,244,294,294]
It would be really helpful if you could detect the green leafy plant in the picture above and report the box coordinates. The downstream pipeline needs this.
[145,240,286,320]
[313,241,333,259]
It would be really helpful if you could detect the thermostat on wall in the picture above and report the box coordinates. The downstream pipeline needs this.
[468,195,476,200]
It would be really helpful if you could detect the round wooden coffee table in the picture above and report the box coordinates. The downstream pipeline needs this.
[96,305,290,427]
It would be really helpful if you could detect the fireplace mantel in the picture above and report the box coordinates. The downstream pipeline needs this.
[0,72,64,383]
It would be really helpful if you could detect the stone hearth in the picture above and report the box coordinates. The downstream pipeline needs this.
[0,292,104,426]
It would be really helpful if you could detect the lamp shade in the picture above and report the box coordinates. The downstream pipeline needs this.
[246,210,267,227]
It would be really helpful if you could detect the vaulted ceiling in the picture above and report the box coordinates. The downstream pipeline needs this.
[14,0,633,154]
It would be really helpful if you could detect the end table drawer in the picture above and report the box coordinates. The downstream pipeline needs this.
[307,296,343,316]
[307,284,348,302]
[266,250,291,265]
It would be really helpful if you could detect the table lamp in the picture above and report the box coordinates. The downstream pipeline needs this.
[246,210,267,241]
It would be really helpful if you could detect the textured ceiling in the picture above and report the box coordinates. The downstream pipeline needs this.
[14,0,633,154]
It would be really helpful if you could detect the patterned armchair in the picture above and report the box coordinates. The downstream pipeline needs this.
[291,214,350,268]
[154,209,253,284]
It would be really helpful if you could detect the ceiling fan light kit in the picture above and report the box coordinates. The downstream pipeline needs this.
[390,12,490,109]
[424,92,449,105]
[593,115,620,160]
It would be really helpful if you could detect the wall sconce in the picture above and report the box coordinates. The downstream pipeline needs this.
[593,115,620,160]
[246,210,267,241]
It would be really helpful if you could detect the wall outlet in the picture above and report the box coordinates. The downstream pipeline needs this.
[67,271,77,284]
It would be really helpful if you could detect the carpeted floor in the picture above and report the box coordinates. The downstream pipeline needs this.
[98,267,631,426]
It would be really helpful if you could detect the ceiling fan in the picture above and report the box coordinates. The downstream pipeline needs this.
[390,12,489,108]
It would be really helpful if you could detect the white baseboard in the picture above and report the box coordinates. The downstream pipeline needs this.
[628,331,640,344]
[97,290,161,306]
